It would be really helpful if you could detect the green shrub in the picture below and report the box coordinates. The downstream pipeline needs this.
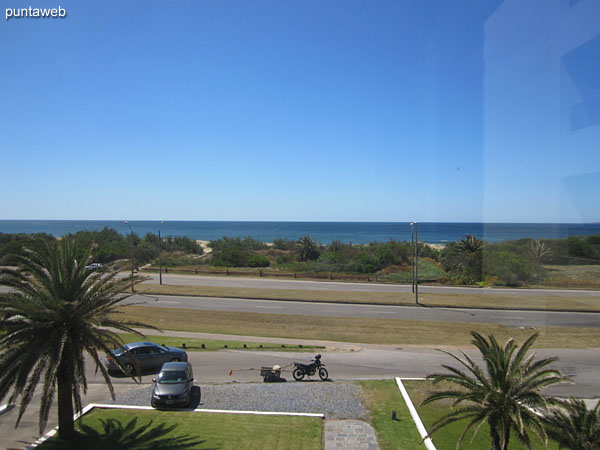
[483,250,534,286]
[211,247,251,267]
[275,254,294,265]
[247,254,270,267]
[209,237,270,267]
[273,238,297,251]
[353,251,379,274]
[0,232,56,264]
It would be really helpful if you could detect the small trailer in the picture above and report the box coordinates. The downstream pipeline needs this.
[260,365,283,382]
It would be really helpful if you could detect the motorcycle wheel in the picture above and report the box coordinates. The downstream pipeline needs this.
[293,368,305,381]
[318,367,329,381]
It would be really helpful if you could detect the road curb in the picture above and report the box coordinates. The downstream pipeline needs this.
[0,403,15,417]
[396,377,436,450]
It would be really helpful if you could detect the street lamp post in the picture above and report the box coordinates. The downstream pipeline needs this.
[158,221,164,285]
[410,222,419,304]
[124,220,135,293]
[410,223,415,294]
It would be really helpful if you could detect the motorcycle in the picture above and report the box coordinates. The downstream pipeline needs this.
[292,354,328,381]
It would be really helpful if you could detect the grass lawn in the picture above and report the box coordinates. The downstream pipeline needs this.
[40,408,322,450]
[540,265,600,289]
[113,332,324,352]
[403,380,559,450]
[135,283,600,312]
[358,380,422,450]
[116,305,600,348]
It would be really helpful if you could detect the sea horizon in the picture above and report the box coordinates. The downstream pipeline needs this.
[1,220,599,245]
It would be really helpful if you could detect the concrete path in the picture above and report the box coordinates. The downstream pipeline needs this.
[325,420,380,449]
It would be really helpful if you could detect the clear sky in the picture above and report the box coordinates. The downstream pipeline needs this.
[1,0,598,222]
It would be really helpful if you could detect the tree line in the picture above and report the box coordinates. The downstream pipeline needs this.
[2,229,599,286]
[207,233,600,286]
[0,227,203,266]
[441,234,600,286]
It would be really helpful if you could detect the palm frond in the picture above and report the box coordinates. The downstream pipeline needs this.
[422,332,569,450]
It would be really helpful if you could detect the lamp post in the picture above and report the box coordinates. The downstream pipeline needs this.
[410,223,415,294]
[124,221,135,293]
[158,221,164,285]
[410,222,419,304]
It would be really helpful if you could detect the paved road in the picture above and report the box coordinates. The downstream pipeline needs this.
[121,293,600,328]
[91,346,599,399]
[141,272,600,297]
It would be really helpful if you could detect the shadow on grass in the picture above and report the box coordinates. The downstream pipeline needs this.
[40,417,217,450]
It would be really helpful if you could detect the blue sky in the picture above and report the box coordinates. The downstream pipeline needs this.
[1,0,598,222]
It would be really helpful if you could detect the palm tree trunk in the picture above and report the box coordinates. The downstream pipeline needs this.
[57,362,75,439]
[502,423,510,450]
[489,418,502,450]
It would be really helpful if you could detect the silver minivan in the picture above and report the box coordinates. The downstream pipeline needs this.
[151,361,194,408]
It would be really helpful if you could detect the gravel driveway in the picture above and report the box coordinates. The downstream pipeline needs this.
[110,381,368,419]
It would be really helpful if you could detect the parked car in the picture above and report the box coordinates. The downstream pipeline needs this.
[151,361,194,408]
[104,342,188,374]
[85,262,102,270]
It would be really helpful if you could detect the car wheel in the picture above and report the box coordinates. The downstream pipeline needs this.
[170,357,182,362]
[293,368,305,381]
[124,363,135,374]
[319,367,329,381]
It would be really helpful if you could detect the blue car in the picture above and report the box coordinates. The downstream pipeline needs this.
[105,342,188,375]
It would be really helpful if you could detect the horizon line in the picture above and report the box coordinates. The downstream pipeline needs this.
[0,219,598,225]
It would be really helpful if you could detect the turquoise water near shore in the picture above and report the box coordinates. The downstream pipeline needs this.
[1,220,599,245]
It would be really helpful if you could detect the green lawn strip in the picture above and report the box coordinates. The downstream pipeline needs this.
[135,283,600,312]
[403,380,558,450]
[117,305,600,348]
[113,332,324,352]
[358,380,422,450]
[39,408,322,450]
[538,265,600,289]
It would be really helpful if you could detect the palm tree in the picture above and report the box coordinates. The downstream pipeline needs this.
[0,239,151,439]
[296,235,321,262]
[526,239,551,265]
[527,239,551,280]
[544,398,600,450]
[457,234,486,253]
[443,234,486,282]
[422,332,570,450]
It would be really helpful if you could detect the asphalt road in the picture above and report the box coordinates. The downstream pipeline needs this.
[84,345,600,399]
[121,293,600,328]
[141,272,600,297]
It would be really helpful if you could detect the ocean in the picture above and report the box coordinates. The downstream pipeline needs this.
[1,220,599,245]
